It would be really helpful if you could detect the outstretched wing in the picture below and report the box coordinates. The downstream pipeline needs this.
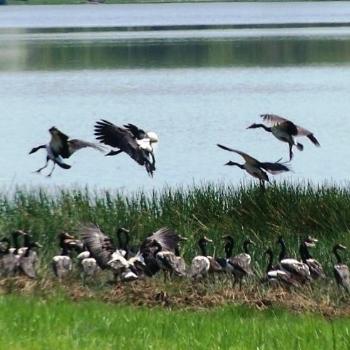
[80,224,114,269]
[262,114,320,145]
[123,123,147,140]
[139,227,181,254]
[67,139,105,158]
[217,144,259,165]
[259,161,291,174]
[94,120,147,166]
[295,126,320,146]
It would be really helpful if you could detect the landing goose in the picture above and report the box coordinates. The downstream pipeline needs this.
[29,126,104,177]
[217,144,290,187]
[247,114,320,160]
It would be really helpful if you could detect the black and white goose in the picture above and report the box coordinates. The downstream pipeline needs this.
[247,114,320,160]
[217,145,290,187]
[29,126,104,177]
[299,237,325,280]
[94,120,158,176]
[263,248,299,287]
[152,240,187,280]
[52,232,79,279]
[79,224,137,281]
[189,236,213,279]
[223,236,255,288]
[333,244,350,293]
[279,243,311,284]
[18,234,42,279]
[0,230,24,277]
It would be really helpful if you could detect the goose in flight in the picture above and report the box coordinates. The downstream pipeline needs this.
[217,144,290,187]
[29,127,105,177]
[94,120,158,176]
[247,114,320,160]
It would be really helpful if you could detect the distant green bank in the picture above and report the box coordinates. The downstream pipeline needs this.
[0,295,348,350]
[1,183,350,265]
[6,0,336,4]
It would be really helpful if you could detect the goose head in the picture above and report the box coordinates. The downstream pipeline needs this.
[146,131,159,144]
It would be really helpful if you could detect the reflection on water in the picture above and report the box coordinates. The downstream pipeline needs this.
[2,30,350,71]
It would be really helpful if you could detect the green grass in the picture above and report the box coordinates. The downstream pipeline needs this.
[1,183,350,310]
[1,183,350,265]
[0,295,349,350]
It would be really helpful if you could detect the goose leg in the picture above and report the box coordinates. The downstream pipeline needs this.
[34,157,49,174]
[47,162,56,177]
[289,143,293,161]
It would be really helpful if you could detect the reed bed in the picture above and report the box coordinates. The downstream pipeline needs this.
[1,183,350,313]
[0,183,349,264]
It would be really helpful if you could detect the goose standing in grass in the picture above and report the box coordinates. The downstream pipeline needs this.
[76,250,100,278]
[189,236,212,279]
[333,244,350,293]
[80,224,137,281]
[299,237,325,280]
[277,236,289,262]
[137,227,185,277]
[279,247,311,285]
[247,114,320,160]
[52,233,78,280]
[217,145,290,188]
[18,234,42,279]
[29,126,105,177]
[94,120,158,176]
[152,240,187,280]
[263,248,299,287]
[0,230,24,277]
[223,236,255,289]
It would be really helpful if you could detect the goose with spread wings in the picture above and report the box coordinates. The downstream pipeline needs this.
[217,144,290,187]
[29,127,105,177]
[247,114,320,160]
[94,120,158,176]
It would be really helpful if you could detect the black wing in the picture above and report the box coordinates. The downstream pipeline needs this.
[139,227,182,254]
[80,224,114,269]
[123,123,147,140]
[94,120,148,166]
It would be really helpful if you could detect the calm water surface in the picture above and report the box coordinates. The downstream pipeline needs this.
[0,3,350,191]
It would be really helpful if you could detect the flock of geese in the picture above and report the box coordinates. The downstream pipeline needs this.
[0,227,349,293]
[18,113,348,293]
[29,114,320,186]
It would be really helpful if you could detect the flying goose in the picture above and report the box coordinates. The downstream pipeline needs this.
[94,120,158,176]
[299,237,325,280]
[247,114,320,160]
[333,244,350,293]
[29,126,104,177]
[217,144,290,187]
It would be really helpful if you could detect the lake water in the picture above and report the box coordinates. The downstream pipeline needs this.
[1,3,350,192]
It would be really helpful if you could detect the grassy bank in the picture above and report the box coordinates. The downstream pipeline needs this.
[1,183,349,261]
[1,183,350,314]
[0,295,349,350]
